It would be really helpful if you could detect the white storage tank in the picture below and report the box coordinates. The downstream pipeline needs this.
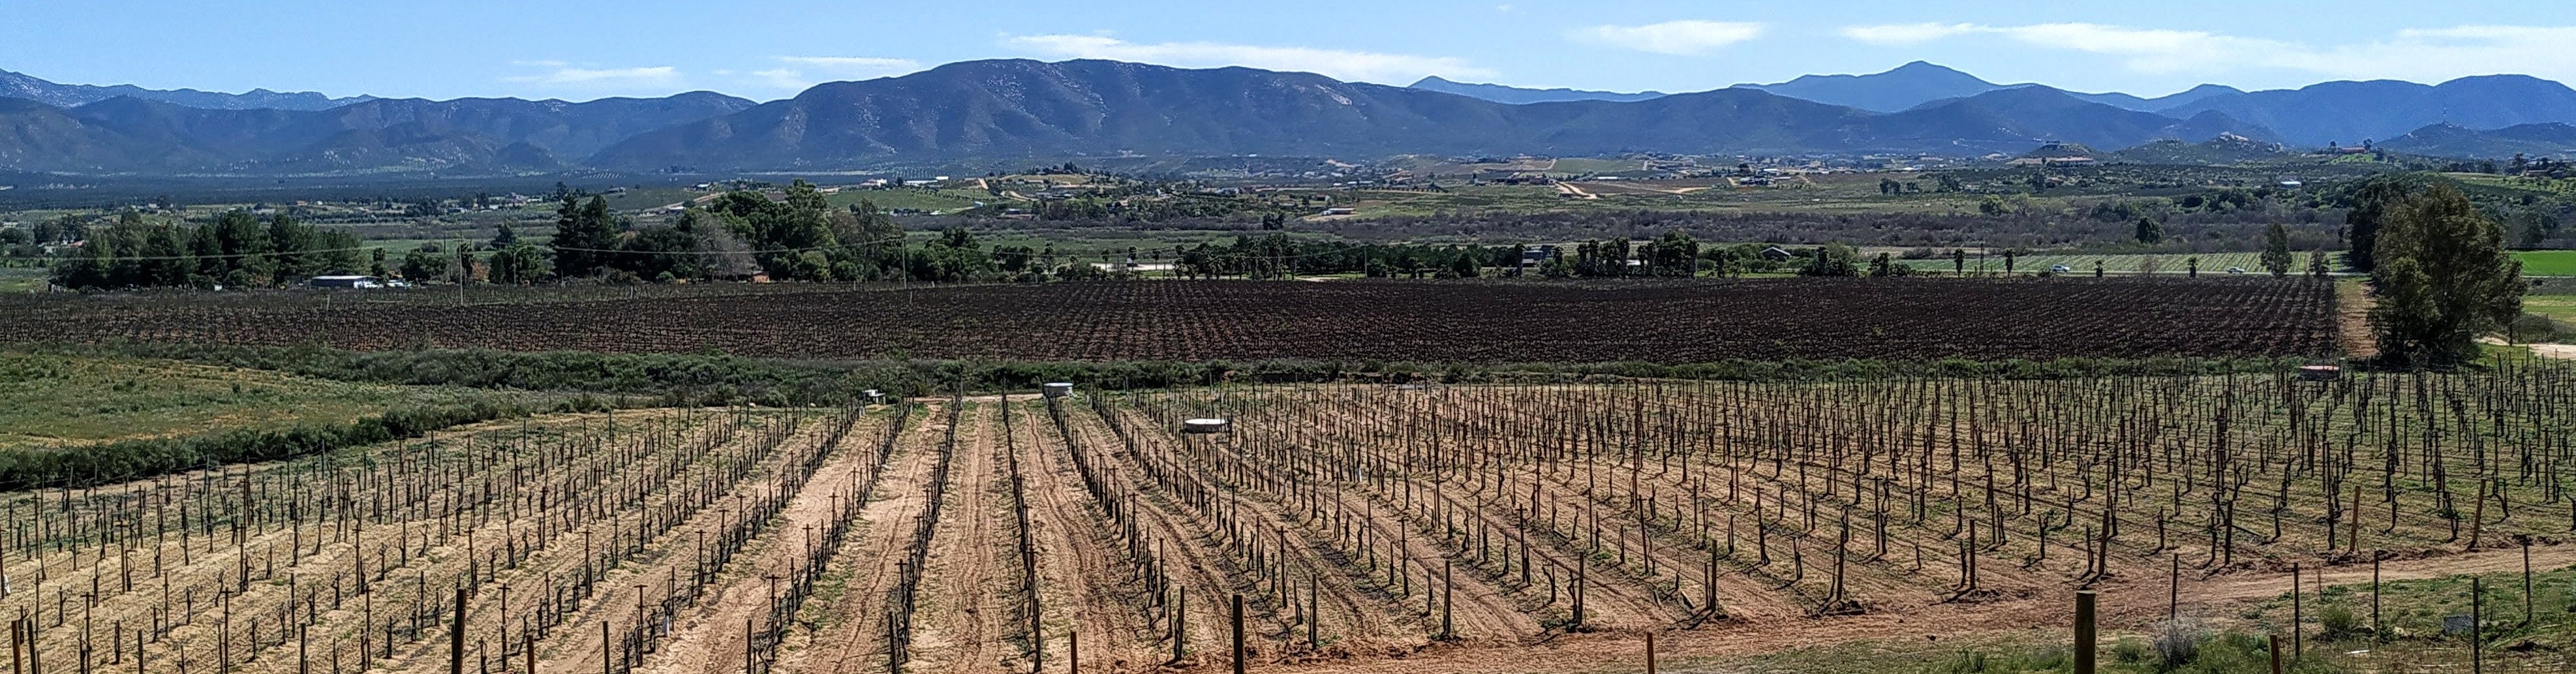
[1043,382,1074,399]
[1182,418,1230,435]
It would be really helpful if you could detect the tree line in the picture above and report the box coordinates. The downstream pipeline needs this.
[48,209,372,290]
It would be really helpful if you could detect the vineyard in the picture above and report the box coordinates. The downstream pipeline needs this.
[5,360,2572,673]
[0,279,2340,363]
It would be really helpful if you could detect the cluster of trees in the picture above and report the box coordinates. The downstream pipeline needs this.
[50,210,370,290]
[1159,234,1518,280]
[547,180,977,284]
[2343,175,2528,366]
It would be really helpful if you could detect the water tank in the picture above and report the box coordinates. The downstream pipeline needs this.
[1182,418,1230,435]
[1043,382,1074,399]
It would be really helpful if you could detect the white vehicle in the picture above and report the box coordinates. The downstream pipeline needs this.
[2226,267,2248,274]
[2047,265,2074,273]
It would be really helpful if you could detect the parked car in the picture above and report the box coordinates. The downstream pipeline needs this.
[2047,265,2074,273]
[2226,267,2248,274]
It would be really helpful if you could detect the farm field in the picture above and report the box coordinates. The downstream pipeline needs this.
[0,349,508,450]
[1899,252,2277,275]
[2513,250,2576,277]
[5,367,2571,674]
[0,279,2342,363]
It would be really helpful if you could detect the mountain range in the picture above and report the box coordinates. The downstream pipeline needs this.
[1407,76,1665,104]
[3,59,2575,176]
[0,69,375,111]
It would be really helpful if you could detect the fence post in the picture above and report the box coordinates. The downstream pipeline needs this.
[1644,631,1657,674]
[2471,577,2483,674]
[1230,594,1246,674]
[2265,634,2281,674]
[450,589,466,674]
[2074,590,2096,674]
[2290,564,2301,660]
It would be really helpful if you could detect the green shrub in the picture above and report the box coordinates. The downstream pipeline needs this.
[0,399,532,489]
[2318,604,2363,640]
[2112,637,2151,664]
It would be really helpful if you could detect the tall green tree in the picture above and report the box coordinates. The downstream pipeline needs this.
[2340,174,2421,272]
[549,195,619,278]
[2134,217,2164,244]
[1801,244,1860,277]
[2369,185,2525,366]
[2260,222,2293,277]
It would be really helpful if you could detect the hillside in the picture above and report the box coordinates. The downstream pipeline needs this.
[590,60,2280,170]
[2163,75,2576,146]
[0,91,754,173]
[7,58,2576,174]
[2110,132,2293,164]
[1407,76,1664,104]
[0,68,373,111]
[2376,122,2576,158]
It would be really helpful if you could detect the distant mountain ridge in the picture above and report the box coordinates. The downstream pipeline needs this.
[0,68,374,111]
[1408,76,1665,104]
[6,59,2576,175]
[2377,122,2576,158]
[587,59,2282,171]
[0,92,754,174]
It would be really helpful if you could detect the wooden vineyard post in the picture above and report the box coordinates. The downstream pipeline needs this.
[2370,554,2382,642]
[2074,590,2096,674]
[1069,630,1078,674]
[1230,594,1246,674]
[1440,560,1453,641]
[1572,562,1586,630]
[1306,574,1319,649]
[599,622,610,674]
[13,618,24,674]
[2266,634,2282,674]
[1644,631,1657,674]
[2471,577,2483,674]
[2168,555,2180,621]
[1169,587,1186,666]
[451,587,467,674]
[1704,547,1720,619]
[2289,564,2301,659]
[2521,538,2533,627]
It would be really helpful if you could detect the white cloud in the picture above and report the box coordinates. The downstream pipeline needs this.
[1005,34,1490,83]
[1838,23,1978,46]
[500,66,681,87]
[1838,22,2576,83]
[1570,20,1765,56]
[750,56,925,91]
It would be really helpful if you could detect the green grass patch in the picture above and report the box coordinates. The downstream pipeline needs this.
[1702,628,2352,674]
[2513,250,2576,277]
[826,187,998,213]
[0,349,511,451]
[2231,560,2576,673]
[0,267,44,293]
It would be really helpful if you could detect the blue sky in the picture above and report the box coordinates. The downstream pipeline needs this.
[8,1,2576,102]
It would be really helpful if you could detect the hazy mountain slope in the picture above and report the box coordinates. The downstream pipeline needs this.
[593,59,1535,169]
[2376,122,2576,158]
[2162,75,2576,146]
[1407,76,1666,104]
[593,60,2278,169]
[1858,87,2278,154]
[1731,61,2006,113]
[0,68,373,111]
